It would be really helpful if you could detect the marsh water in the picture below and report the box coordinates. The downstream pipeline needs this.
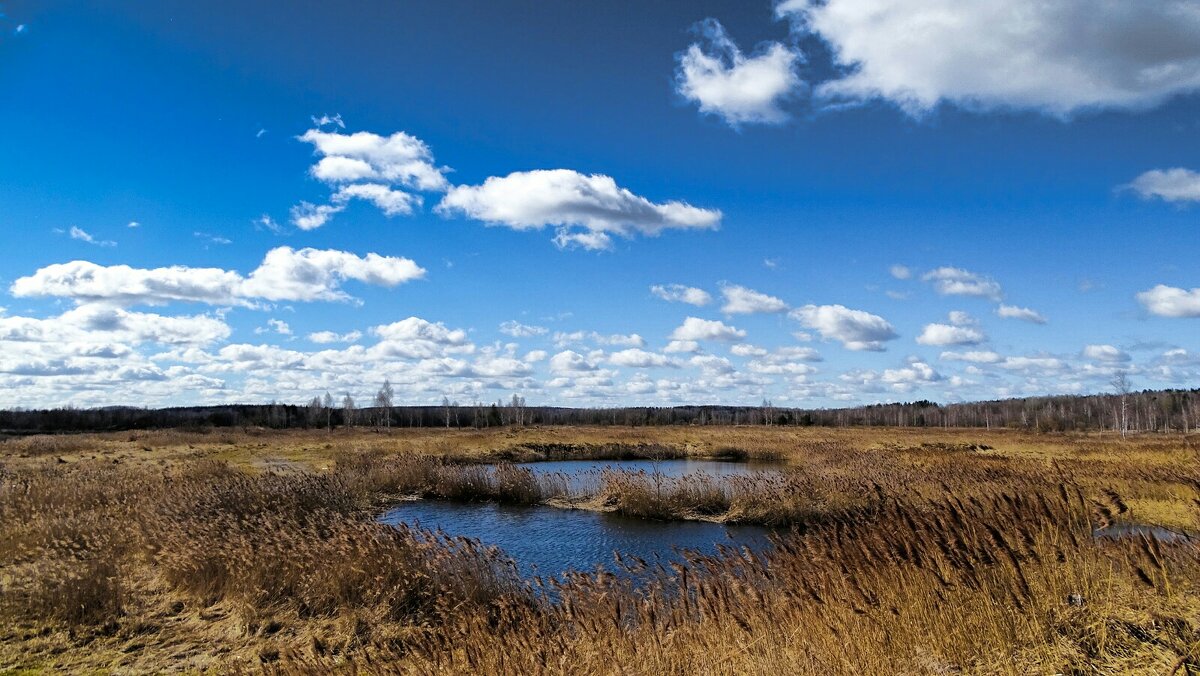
[377,458,780,576]
[1093,523,1195,543]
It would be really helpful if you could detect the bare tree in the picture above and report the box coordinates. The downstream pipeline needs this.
[510,393,526,426]
[375,379,393,430]
[1110,371,1131,439]
[307,396,323,429]
[761,398,775,426]
[322,391,334,431]
[442,396,452,428]
[342,393,355,427]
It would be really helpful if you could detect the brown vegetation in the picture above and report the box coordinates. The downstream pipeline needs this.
[1,426,1198,673]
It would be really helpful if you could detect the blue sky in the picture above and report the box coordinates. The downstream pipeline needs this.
[1,0,1198,408]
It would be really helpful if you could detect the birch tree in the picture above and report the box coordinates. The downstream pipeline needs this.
[375,379,393,430]
[342,394,355,427]
[1111,371,1131,439]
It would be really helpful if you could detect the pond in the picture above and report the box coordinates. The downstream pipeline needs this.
[377,458,781,577]
[517,457,783,492]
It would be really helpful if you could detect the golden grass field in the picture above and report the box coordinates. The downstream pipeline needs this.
[1,425,1198,674]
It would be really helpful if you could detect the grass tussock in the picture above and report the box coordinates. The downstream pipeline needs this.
[596,469,870,526]
[1,426,1198,673]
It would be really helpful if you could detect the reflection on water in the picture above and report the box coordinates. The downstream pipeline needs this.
[517,457,783,494]
[1093,523,1195,543]
[379,500,771,577]
[379,458,781,576]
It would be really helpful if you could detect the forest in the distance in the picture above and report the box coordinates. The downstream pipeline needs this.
[1,388,1197,435]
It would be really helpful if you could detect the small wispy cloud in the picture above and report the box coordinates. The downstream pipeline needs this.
[255,214,284,234]
[255,319,292,336]
[67,226,115,247]
[311,113,344,128]
[194,231,232,246]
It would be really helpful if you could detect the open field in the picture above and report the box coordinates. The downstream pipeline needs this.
[2,426,1199,673]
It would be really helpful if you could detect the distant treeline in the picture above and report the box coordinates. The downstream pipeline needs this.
[1,388,1198,434]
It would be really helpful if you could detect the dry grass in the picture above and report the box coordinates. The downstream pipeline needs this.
[1,426,1198,673]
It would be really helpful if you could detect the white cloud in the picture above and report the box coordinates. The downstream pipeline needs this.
[650,284,712,306]
[372,317,468,346]
[68,226,115,247]
[299,128,447,191]
[308,330,362,344]
[332,183,419,216]
[730,344,768,357]
[311,113,345,128]
[664,340,701,353]
[916,323,986,346]
[881,361,941,389]
[1129,168,1200,202]
[746,359,817,376]
[437,169,721,250]
[499,320,548,338]
[194,232,232,246]
[996,304,1047,324]
[549,350,599,374]
[889,264,911,280]
[551,230,614,251]
[999,356,1066,372]
[292,127,718,248]
[596,333,645,348]
[675,19,803,126]
[670,317,747,342]
[789,304,897,351]
[290,201,345,231]
[609,349,678,368]
[255,319,292,336]
[922,267,1003,301]
[916,312,985,346]
[11,246,425,306]
[554,331,645,348]
[779,0,1200,116]
[719,284,788,314]
[743,345,823,376]
[127,221,140,229]
[1161,348,1192,364]
[470,347,534,378]
[368,317,474,362]
[689,354,735,375]
[940,350,1003,364]
[1137,284,1200,318]
[0,305,229,347]
[290,126,448,229]
[949,310,977,326]
[1083,344,1131,363]
[239,247,425,302]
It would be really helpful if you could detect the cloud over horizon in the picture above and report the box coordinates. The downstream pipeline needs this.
[11,247,426,307]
